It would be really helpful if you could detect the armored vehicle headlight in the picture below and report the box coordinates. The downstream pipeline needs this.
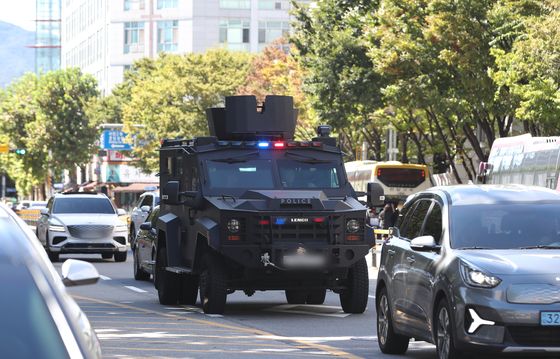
[346,219,360,233]
[227,219,240,233]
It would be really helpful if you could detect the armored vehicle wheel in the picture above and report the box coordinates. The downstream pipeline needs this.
[156,248,179,305]
[340,257,368,313]
[306,289,327,305]
[285,290,307,304]
[102,253,113,260]
[134,249,150,281]
[114,251,127,262]
[199,254,227,314]
[179,274,199,305]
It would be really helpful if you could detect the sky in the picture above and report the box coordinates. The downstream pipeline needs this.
[0,0,36,31]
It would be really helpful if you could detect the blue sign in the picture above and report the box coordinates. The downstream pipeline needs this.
[101,130,133,150]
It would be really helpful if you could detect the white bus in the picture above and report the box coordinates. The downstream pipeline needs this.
[345,161,431,201]
[478,134,560,189]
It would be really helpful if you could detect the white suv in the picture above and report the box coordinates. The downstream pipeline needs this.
[36,193,128,262]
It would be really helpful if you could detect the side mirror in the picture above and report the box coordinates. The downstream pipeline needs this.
[117,208,127,216]
[139,222,152,231]
[162,181,181,205]
[410,235,438,251]
[140,205,151,213]
[162,181,203,209]
[367,182,385,207]
[61,259,100,287]
[40,208,49,216]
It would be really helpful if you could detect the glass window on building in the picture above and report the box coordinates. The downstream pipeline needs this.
[124,0,145,11]
[219,19,250,51]
[157,0,178,9]
[124,22,145,54]
[258,21,289,50]
[157,20,178,52]
[258,0,289,10]
[220,0,251,9]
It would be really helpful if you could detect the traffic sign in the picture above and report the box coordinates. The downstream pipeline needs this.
[0,144,8,154]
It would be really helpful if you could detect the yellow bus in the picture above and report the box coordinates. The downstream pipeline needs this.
[345,161,431,201]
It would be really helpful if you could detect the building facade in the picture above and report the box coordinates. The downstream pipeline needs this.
[36,0,62,73]
[61,0,308,93]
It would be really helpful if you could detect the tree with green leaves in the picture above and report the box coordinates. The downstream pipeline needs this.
[0,68,99,196]
[291,0,386,159]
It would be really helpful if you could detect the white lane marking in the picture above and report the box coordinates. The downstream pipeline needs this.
[206,314,223,318]
[168,311,195,315]
[265,304,350,318]
[256,335,377,343]
[243,349,301,353]
[95,329,120,333]
[124,286,148,293]
[368,295,376,299]
[99,275,112,280]
[119,301,133,304]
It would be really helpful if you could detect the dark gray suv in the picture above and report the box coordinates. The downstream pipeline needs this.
[377,185,560,359]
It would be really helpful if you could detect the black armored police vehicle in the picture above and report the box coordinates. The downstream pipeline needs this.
[155,95,377,314]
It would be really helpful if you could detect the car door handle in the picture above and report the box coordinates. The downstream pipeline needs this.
[406,256,415,264]
[387,249,396,256]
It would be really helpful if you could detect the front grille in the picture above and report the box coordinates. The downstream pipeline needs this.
[508,326,560,346]
[507,284,560,304]
[67,225,114,239]
[63,243,115,249]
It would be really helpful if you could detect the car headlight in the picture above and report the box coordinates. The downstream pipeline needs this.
[227,219,240,233]
[48,224,65,232]
[346,219,360,233]
[460,261,501,288]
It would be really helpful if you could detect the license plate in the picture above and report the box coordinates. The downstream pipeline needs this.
[540,311,560,326]
[283,254,326,268]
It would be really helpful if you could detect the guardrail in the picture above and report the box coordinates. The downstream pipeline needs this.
[17,209,42,228]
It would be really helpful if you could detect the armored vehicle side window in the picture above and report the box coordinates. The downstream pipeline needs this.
[206,160,274,189]
[278,161,340,189]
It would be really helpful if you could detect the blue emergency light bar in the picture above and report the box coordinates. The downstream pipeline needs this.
[258,142,270,148]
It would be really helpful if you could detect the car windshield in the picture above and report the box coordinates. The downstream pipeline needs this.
[206,160,275,189]
[278,160,340,189]
[451,203,560,249]
[53,197,115,214]
[0,262,69,359]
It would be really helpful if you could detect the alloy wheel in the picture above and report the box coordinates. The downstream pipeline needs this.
[437,306,451,359]
[378,294,389,345]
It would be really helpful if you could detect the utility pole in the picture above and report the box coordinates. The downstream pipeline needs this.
[1,173,5,200]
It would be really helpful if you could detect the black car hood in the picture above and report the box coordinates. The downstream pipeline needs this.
[458,249,560,275]
[206,189,363,212]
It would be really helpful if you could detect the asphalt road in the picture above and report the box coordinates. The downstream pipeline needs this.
[51,249,437,359]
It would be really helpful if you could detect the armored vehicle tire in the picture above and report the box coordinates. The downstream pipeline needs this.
[156,249,179,305]
[134,249,150,281]
[285,290,307,304]
[114,251,127,262]
[340,257,368,314]
[377,286,409,354]
[199,254,227,314]
[179,275,199,305]
[306,289,327,305]
[102,253,113,260]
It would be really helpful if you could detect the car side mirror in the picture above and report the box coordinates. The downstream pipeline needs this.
[140,205,150,213]
[139,222,152,231]
[162,181,181,205]
[40,208,49,216]
[61,259,100,287]
[410,235,439,251]
[117,208,127,216]
[367,182,385,207]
